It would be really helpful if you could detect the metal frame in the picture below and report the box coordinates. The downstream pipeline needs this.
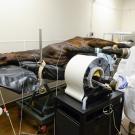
[16,81,66,125]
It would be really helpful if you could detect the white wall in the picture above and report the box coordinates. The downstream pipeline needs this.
[92,0,123,37]
[121,0,135,32]
[0,0,123,52]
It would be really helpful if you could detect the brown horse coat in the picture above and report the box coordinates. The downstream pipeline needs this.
[0,37,128,66]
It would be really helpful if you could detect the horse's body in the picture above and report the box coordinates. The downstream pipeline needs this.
[0,37,128,66]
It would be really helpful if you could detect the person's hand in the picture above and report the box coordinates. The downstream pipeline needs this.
[114,74,128,90]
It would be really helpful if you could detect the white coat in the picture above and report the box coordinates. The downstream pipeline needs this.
[115,46,135,123]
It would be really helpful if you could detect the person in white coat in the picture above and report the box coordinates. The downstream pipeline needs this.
[114,46,135,134]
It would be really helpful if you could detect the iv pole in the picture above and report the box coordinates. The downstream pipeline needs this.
[38,29,46,94]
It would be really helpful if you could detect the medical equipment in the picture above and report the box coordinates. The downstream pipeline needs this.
[55,89,124,135]
[65,55,111,102]
[55,52,126,135]
[0,31,132,134]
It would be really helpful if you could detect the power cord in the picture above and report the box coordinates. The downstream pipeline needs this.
[0,88,17,135]
[103,104,122,135]
[55,47,63,96]
[54,47,63,135]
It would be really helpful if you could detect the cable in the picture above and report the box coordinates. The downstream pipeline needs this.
[18,83,24,135]
[54,47,63,135]
[112,111,121,135]
[82,96,88,110]
[55,47,63,96]
[103,104,121,135]
[0,88,17,135]
[15,41,26,135]
[20,131,38,135]
[103,104,113,115]
[17,42,43,135]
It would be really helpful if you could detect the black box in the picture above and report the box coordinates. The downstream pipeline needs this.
[55,91,124,135]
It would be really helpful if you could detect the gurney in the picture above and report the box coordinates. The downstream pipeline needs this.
[0,54,66,133]
[0,64,65,94]
[0,36,133,134]
[0,63,66,134]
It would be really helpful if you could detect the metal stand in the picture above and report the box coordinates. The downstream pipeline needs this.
[16,29,66,133]
[16,81,66,133]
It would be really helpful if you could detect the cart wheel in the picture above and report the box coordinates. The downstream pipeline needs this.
[38,125,48,134]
